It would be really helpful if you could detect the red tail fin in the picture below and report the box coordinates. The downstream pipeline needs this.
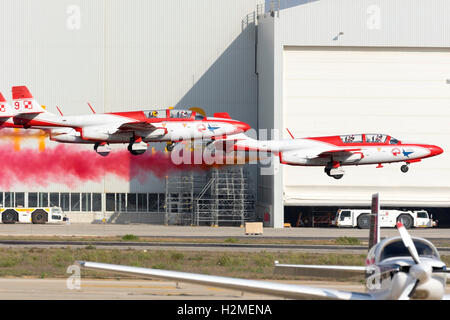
[12,86,33,100]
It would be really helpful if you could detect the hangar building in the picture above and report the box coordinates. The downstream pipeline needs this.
[257,0,450,227]
[0,0,449,227]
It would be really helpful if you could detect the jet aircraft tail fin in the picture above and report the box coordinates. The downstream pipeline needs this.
[0,92,16,118]
[12,86,54,115]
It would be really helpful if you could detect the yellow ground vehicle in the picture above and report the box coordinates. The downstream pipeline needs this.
[0,207,66,224]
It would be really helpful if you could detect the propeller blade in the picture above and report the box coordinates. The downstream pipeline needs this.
[397,221,420,264]
[398,277,419,300]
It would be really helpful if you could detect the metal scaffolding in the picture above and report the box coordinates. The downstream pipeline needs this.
[164,167,254,226]
[194,167,254,226]
[164,172,195,225]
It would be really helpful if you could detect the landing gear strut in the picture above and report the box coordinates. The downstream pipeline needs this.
[325,161,345,179]
[401,164,409,173]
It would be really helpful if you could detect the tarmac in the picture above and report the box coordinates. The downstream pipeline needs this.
[1,278,449,300]
[0,278,365,300]
[0,223,448,239]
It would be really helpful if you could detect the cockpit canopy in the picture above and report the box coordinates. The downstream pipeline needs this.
[339,134,400,145]
[379,238,439,262]
[143,109,204,120]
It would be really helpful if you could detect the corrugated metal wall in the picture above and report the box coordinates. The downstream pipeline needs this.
[258,0,450,227]
[0,0,259,196]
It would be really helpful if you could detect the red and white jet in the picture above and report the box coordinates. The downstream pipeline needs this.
[218,132,443,179]
[0,92,20,127]
[5,86,250,156]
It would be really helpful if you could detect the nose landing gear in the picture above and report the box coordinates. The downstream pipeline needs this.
[401,164,409,173]
[166,141,175,152]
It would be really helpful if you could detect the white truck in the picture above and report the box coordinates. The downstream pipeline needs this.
[0,207,67,224]
[333,209,436,229]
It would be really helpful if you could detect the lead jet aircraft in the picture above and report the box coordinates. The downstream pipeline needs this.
[214,132,443,179]
[77,200,450,300]
[7,86,250,156]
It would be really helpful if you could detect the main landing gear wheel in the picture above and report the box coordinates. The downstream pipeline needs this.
[94,142,111,157]
[401,164,409,173]
[127,144,146,155]
[324,164,344,179]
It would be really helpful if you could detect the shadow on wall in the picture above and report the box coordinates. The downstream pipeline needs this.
[128,18,258,200]
[92,211,165,224]
[174,19,257,129]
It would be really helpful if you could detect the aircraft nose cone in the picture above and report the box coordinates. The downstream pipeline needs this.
[235,121,251,133]
[428,145,443,157]
[410,263,432,283]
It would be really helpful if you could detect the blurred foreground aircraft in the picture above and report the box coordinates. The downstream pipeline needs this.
[78,195,450,300]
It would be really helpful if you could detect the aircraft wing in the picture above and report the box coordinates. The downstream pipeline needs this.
[77,261,374,300]
[315,148,362,158]
[117,121,158,131]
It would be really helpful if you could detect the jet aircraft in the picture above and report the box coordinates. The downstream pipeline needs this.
[4,86,250,156]
[214,132,443,179]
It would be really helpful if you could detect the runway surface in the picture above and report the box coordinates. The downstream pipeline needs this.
[0,278,364,300]
[1,278,449,300]
[0,223,448,239]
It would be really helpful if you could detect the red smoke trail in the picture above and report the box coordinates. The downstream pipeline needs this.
[0,144,208,189]
[0,128,47,138]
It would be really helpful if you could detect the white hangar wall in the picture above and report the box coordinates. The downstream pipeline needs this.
[0,0,260,220]
[257,0,450,227]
